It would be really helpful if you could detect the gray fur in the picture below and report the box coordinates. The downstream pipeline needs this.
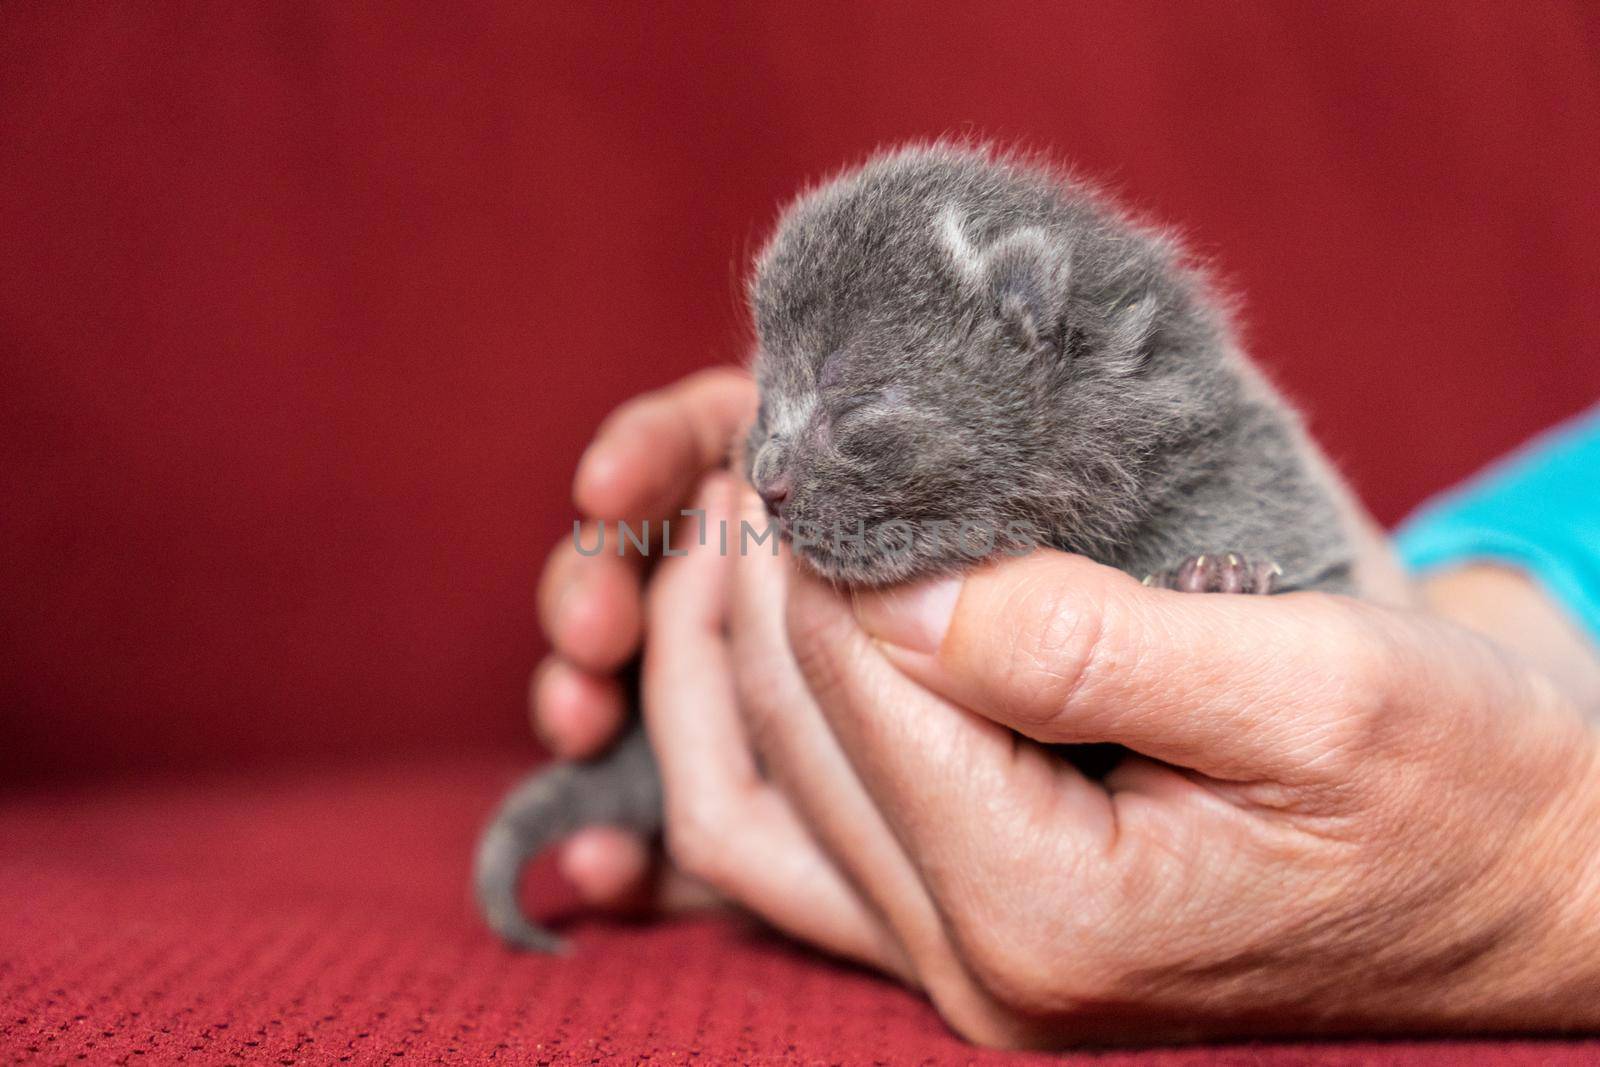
[474,720,659,951]
[475,142,1356,950]
[744,142,1352,591]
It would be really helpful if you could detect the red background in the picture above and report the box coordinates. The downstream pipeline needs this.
[3,3,1598,1063]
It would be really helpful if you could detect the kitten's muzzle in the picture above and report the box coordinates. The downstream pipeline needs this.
[757,475,790,518]
[751,440,792,518]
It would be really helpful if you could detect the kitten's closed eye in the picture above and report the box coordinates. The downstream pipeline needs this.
[828,390,878,423]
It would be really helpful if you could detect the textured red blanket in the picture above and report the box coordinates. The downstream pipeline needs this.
[6,756,1600,1064]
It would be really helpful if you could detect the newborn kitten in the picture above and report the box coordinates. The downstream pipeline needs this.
[475,142,1357,951]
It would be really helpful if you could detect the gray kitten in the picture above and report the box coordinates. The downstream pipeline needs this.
[475,142,1356,951]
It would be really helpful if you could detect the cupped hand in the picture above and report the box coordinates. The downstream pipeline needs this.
[646,481,1600,1046]
[530,363,1400,911]
[534,369,1600,1047]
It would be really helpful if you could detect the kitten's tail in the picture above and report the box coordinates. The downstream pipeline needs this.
[473,720,662,952]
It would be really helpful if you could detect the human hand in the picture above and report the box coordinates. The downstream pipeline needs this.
[530,366,754,907]
[648,481,1600,1046]
[526,359,1420,912]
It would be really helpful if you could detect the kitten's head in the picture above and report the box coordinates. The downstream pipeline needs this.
[744,143,1218,586]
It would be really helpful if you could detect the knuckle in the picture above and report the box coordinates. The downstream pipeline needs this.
[990,572,1110,732]
[1268,600,1402,786]
[1313,603,1398,733]
[1341,628,1398,713]
[1326,599,1392,686]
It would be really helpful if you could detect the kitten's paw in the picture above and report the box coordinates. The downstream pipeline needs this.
[1143,553,1282,595]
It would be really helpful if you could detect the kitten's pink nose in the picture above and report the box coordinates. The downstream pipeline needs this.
[757,473,791,518]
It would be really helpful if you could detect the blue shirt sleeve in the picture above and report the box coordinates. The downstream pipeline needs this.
[1394,404,1600,645]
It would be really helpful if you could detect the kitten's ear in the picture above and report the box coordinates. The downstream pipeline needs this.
[939,209,1070,352]
[983,230,1071,353]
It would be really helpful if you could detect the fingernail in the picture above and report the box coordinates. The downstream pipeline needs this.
[852,577,962,653]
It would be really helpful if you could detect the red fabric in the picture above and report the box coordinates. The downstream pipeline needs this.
[2,2,1598,1062]
[5,754,1600,1065]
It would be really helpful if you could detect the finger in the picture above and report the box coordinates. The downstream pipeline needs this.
[557,828,722,914]
[724,485,935,982]
[530,658,628,760]
[851,551,1387,783]
[784,565,1115,929]
[575,367,756,522]
[541,369,754,675]
[558,827,653,905]
[643,473,902,974]
[537,528,645,674]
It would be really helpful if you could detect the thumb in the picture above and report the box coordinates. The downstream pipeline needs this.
[852,550,1385,783]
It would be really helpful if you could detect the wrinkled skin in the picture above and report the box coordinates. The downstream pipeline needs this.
[534,368,1600,1047]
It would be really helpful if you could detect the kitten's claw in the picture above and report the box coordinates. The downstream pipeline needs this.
[1147,553,1281,594]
